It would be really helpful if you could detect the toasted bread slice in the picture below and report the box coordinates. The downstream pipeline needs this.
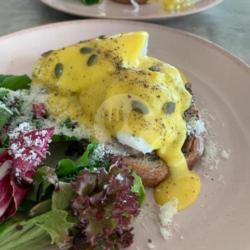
[122,154,169,187]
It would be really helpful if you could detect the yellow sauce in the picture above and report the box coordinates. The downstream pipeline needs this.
[32,31,201,211]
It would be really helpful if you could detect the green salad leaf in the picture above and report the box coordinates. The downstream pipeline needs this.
[28,199,52,217]
[1,136,10,147]
[0,103,13,130]
[131,173,145,206]
[0,148,6,154]
[52,182,75,210]
[0,210,74,250]
[52,134,78,142]
[0,74,31,90]
[30,166,57,201]
[56,158,80,178]
[19,167,58,213]
[76,140,98,166]
[0,88,10,99]
[56,141,98,178]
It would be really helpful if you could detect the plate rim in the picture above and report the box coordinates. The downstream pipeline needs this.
[0,19,249,73]
[40,0,223,20]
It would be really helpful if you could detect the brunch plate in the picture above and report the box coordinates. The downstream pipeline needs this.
[40,0,223,20]
[0,20,250,250]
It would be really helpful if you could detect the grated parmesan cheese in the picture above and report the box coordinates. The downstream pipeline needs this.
[115,173,124,181]
[158,198,178,240]
[187,117,206,136]
[3,84,89,140]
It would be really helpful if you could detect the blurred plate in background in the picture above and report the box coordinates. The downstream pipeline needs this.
[40,0,222,20]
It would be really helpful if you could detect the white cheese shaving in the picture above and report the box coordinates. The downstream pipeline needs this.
[158,199,178,240]
[221,150,230,160]
[9,122,33,139]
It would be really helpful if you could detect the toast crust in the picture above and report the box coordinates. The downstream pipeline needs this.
[122,155,169,187]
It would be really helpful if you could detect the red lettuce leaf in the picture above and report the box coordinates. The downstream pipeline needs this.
[0,160,13,218]
[9,127,54,180]
[0,127,54,222]
[71,160,140,249]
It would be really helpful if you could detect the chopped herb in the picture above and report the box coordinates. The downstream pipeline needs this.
[87,54,98,66]
[163,101,176,115]
[54,63,64,78]
[80,47,93,54]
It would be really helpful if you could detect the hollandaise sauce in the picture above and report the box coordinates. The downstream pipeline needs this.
[32,31,201,211]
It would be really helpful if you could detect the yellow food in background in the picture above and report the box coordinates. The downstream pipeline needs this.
[150,0,198,12]
[33,31,201,210]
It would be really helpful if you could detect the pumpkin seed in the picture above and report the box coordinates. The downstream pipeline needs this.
[80,47,93,54]
[148,65,160,72]
[163,102,176,115]
[99,35,106,39]
[87,54,98,66]
[131,100,149,114]
[54,63,64,78]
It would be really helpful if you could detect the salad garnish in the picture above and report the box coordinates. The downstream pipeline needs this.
[0,73,145,249]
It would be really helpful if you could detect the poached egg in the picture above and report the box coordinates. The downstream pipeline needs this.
[32,31,201,210]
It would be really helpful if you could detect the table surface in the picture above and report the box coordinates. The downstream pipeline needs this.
[0,0,249,64]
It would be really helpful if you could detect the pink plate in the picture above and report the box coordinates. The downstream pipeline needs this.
[0,20,249,250]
